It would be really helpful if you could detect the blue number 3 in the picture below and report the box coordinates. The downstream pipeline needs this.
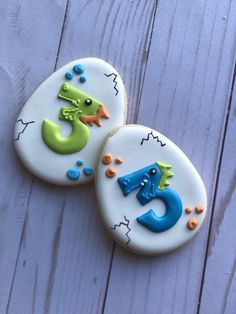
[117,162,183,233]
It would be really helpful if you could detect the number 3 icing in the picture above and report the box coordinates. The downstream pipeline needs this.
[14,58,127,185]
[118,162,183,233]
[42,83,110,154]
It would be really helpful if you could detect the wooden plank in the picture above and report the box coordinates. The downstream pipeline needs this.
[7,183,114,314]
[56,0,157,122]
[103,0,236,313]
[0,1,68,313]
[7,1,158,313]
[199,66,236,314]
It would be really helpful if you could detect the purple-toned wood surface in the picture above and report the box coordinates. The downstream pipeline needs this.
[0,0,68,312]
[0,0,235,313]
[199,68,236,314]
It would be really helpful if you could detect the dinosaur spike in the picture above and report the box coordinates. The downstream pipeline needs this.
[157,161,171,169]
[167,171,174,178]
[157,161,174,190]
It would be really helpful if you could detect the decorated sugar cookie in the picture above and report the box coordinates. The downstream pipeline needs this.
[96,125,207,255]
[14,58,127,185]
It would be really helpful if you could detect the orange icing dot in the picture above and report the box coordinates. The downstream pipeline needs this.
[187,217,198,230]
[105,167,116,178]
[185,207,193,214]
[102,153,112,165]
[195,204,204,214]
[115,157,123,164]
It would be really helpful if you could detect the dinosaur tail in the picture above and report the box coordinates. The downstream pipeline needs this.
[137,188,182,233]
[42,119,89,154]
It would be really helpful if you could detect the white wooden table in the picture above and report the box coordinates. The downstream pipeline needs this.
[0,0,235,313]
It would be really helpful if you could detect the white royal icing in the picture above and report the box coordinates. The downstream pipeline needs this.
[96,125,207,255]
[14,58,127,185]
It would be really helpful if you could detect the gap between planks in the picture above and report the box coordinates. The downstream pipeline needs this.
[197,61,236,314]
[101,0,159,312]
[5,0,71,311]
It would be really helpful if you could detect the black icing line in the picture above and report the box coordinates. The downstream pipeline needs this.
[110,215,131,244]
[14,119,35,141]
[104,73,119,96]
[140,131,166,147]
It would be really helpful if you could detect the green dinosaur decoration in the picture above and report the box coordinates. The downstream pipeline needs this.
[156,161,174,190]
[42,83,109,154]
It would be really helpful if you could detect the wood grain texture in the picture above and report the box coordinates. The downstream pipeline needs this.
[1,0,235,313]
[199,66,236,314]
[0,1,68,313]
[57,0,158,122]
[103,0,236,313]
[6,1,158,313]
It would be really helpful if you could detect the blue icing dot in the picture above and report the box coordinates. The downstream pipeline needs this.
[65,71,74,80]
[79,76,87,83]
[76,159,84,166]
[67,168,80,180]
[73,64,85,74]
[83,167,93,176]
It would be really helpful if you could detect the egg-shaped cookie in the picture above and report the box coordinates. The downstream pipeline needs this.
[96,125,207,255]
[14,58,127,185]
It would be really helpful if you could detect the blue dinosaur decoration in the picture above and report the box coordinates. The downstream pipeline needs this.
[117,162,183,233]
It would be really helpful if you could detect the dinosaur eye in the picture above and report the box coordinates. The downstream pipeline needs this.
[84,98,92,106]
[63,85,69,91]
[149,168,156,175]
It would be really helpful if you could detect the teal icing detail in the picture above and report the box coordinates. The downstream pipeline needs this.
[67,168,80,180]
[117,162,183,233]
[76,159,84,166]
[73,64,85,74]
[83,166,93,176]
[79,76,87,83]
[65,71,74,80]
